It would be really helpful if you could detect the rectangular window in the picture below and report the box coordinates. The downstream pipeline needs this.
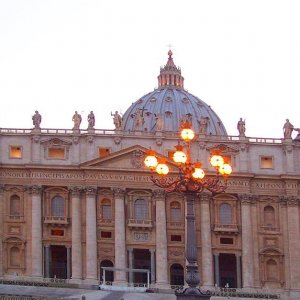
[220,237,234,245]
[101,231,112,239]
[171,235,182,242]
[9,146,22,158]
[99,148,110,158]
[48,147,65,159]
[51,229,64,236]
[260,156,273,169]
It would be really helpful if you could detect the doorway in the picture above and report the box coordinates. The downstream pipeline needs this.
[133,249,151,284]
[219,253,237,288]
[50,245,67,279]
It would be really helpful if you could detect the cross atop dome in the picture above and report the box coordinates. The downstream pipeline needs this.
[158,51,184,89]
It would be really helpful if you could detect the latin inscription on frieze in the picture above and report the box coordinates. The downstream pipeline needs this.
[0,169,152,182]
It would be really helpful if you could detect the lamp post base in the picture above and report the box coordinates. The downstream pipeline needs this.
[175,288,211,300]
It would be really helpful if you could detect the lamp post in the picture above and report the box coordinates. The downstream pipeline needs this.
[144,122,232,300]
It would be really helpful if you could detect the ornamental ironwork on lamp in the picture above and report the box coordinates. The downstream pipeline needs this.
[144,122,232,299]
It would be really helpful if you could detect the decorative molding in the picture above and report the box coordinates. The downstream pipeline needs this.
[114,137,121,145]
[86,135,94,144]
[69,186,82,197]
[131,149,144,168]
[112,188,125,198]
[85,186,97,196]
[152,189,166,199]
[199,191,212,203]
[27,185,43,195]
[238,193,257,204]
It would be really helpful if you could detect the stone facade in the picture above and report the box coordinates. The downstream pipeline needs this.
[0,128,299,299]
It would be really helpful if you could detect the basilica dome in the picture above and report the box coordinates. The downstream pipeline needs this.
[121,51,227,136]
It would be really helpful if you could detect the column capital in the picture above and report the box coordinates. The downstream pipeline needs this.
[152,189,166,200]
[85,186,98,196]
[69,186,82,197]
[112,188,125,198]
[199,191,212,203]
[279,195,299,206]
[238,193,257,204]
[27,185,43,195]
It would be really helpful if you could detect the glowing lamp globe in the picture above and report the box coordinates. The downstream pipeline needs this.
[173,144,187,164]
[181,128,195,141]
[156,162,169,175]
[210,155,224,168]
[192,167,205,179]
[219,163,232,176]
[144,155,158,169]
[144,149,158,169]
[180,123,195,141]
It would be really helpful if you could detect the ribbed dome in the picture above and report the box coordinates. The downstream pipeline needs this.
[122,51,227,136]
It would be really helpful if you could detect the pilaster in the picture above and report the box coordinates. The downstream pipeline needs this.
[200,192,213,287]
[29,185,43,278]
[85,186,98,284]
[113,188,127,284]
[153,189,168,288]
[70,186,82,282]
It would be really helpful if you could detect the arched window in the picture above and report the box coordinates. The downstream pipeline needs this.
[134,199,148,220]
[170,201,181,222]
[100,260,114,282]
[264,206,275,227]
[10,247,20,267]
[170,263,184,285]
[51,196,65,217]
[10,195,21,216]
[101,199,112,221]
[220,203,232,225]
[266,259,279,281]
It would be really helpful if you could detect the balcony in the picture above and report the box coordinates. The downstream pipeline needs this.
[213,223,239,235]
[127,219,153,229]
[44,216,69,225]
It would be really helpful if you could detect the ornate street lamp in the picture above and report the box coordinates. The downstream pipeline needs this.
[144,122,232,300]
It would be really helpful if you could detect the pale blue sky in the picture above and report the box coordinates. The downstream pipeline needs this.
[1,0,299,138]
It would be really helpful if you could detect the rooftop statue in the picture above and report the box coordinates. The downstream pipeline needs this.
[283,119,294,139]
[237,118,246,137]
[111,111,122,130]
[32,110,42,129]
[72,111,82,130]
[87,111,95,129]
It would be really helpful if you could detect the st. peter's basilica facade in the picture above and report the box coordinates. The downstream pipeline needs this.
[0,51,299,299]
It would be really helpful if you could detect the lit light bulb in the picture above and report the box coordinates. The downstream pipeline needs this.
[144,149,158,169]
[173,144,187,163]
[156,162,169,175]
[210,155,224,168]
[192,162,205,179]
[219,163,232,176]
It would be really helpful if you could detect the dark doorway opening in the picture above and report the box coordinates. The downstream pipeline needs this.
[170,263,184,285]
[50,245,67,279]
[219,253,237,288]
[100,260,114,282]
[133,249,150,284]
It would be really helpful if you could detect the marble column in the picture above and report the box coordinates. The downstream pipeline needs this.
[0,186,5,276]
[200,192,213,287]
[214,254,220,287]
[150,249,156,284]
[85,187,98,283]
[128,248,133,285]
[70,187,82,281]
[66,246,71,279]
[30,185,43,278]
[44,245,50,278]
[239,194,254,288]
[286,196,300,288]
[113,188,127,284]
[153,189,168,287]
[236,254,242,288]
